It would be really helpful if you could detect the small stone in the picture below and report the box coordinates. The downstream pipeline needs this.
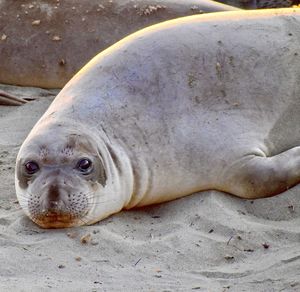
[32,20,41,26]
[80,233,92,244]
[59,59,66,66]
[67,232,78,238]
[262,243,270,249]
[52,35,62,41]
[1,34,7,41]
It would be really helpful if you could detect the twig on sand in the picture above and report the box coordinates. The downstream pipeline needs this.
[133,257,142,267]
[227,235,233,245]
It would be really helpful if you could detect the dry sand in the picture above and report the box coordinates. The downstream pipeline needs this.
[0,84,299,291]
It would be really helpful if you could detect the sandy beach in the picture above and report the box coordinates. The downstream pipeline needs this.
[0,84,299,291]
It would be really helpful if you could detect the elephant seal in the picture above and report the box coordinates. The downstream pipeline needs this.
[16,8,300,228]
[0,0,239,90]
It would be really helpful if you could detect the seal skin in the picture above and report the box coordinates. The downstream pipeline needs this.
[0,0,239,89]
[16,8,300,228]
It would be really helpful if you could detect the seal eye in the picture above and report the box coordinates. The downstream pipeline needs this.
[24,161,39,175]
[76,158,92,174]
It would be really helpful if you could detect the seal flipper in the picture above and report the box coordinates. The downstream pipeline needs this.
[0,91,28,106]
[220,146,300,199]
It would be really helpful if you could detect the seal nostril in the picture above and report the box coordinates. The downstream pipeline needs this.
[50,201,58,208]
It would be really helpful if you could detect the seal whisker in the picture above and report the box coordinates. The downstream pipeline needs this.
[16,199,30,205]
[16,193,30,199]
[15,197,28,202]
[76,216,91,226]
[85,195,115,200]
[86,201,116,205]
[79,214,104,226]
[17,191,37,199]
[15,207,29,212]
[85,193,115,200]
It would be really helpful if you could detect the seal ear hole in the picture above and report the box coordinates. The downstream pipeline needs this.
[24,160,40,175]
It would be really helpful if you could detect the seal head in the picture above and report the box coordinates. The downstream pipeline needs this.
[15,123,107,228]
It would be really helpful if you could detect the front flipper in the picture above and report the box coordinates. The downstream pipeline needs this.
[220,146,300,199]
[0,91,29,106]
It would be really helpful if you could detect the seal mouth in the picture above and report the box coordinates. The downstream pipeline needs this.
[32,211,82,228]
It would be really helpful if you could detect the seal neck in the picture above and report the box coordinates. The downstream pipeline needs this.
[97,127,151,210]
[92,128,136,212]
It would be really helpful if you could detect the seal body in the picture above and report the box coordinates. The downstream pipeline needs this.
[16,8,300,228]
[0,0,238,89]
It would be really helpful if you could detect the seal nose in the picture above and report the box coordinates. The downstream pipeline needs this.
[41,184,65,212]
[49,200,59,209]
